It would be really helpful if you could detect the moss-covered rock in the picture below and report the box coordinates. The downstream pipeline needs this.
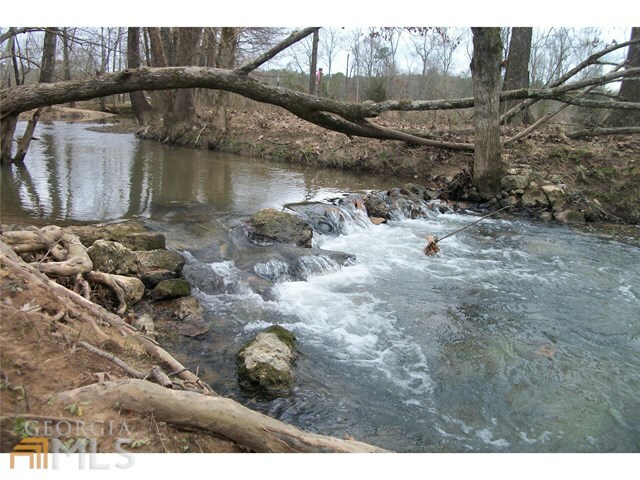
[151,278,192,300]
[87,240,139,275]
[247,208,313,248]
[135,249,185,276]
[501,174,530,191]
[237,325,297,397]
[70,222,165,251]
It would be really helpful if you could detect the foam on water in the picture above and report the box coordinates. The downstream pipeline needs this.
[186,205,640,452]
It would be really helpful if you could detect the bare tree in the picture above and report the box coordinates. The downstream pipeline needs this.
[308,29,319,95]
[319,28,342,96]
[607,27,640,127]
[502,27,533,124]
[127,27,153,125]
[12,27,58,163]
[471,27,505,196]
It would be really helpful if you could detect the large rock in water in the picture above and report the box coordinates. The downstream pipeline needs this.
[237,325,297,397]
[246,209,313,248]
[135,249,185,287]
[364,194,390,219]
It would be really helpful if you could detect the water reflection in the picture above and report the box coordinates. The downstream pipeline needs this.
[1,121,396,225]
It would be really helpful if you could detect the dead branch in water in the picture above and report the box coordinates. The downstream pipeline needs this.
[424,205,510,256]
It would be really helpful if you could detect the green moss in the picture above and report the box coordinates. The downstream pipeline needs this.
[236,325,296,396]
[264,325,296,351]
[548,146,596,163]
[151,278,191,300]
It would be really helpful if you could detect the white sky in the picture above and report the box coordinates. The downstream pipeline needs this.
[3,1,639,27]
[3,2,636,77]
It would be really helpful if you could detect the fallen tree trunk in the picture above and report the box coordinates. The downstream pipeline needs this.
[567,126,640,139]
[57,379,388,453]
[1,63,638,155]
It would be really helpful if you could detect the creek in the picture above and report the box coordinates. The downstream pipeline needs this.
[2,121,639,452]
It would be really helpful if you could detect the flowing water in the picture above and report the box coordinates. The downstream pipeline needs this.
[2,122,639,452]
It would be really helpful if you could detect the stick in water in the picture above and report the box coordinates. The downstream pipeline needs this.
[423,205,510,256]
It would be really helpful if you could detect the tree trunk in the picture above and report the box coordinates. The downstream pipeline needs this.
[146,27,172,112]
[57,379,387,453]
[9,28,58,164]
[309,29,320,95]
[39,28,58,85]
[161,28,178,67]
[607,27,640,127]
[502,27,533,124]
[127,28,153,126]
[172,28,203,124]
[0,115,18,165]
[205,28,238,148]
[471,27,505,196]
[62,28,75,107]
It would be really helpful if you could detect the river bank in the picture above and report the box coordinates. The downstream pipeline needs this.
[78,106,639,225]
[2,117,639,452]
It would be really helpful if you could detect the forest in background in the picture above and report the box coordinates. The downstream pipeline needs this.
[1,26,633,124]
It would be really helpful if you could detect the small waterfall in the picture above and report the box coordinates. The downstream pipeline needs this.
[253,253,357,282]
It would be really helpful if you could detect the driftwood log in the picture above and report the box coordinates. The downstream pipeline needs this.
[57,379,387,453]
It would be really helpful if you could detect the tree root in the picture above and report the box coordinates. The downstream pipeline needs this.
[86,271,127,314]
[56,379,388,453]
[0,238,213,394]
[2,233,387,453]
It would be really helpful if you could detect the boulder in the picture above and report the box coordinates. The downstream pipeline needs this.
[501,175,530,191]
[87,240,138,275]
[498,196,517,208]
[120,232,166,251]
[401,183,428,198]
[178,323,210,338]
[237,325,297,397]
[388,191,424,219]
[364,194,390,219]
[70,222,165,251]
[521,190,549,209]
[555,210,586,224]
[135,249,185,276]
[284,202,350,236]
[138,269,175,289]
[542,184,567,210]
[246,209,313,248]
[151,278,192,300]
[174,296,205,322]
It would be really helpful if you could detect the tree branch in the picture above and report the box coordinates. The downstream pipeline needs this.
[567,126,640,138]
[503,63,627,145]
[1,64,638,151]
[0,27,44,46]
[501,37,640,123]
[235,28,319,75]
